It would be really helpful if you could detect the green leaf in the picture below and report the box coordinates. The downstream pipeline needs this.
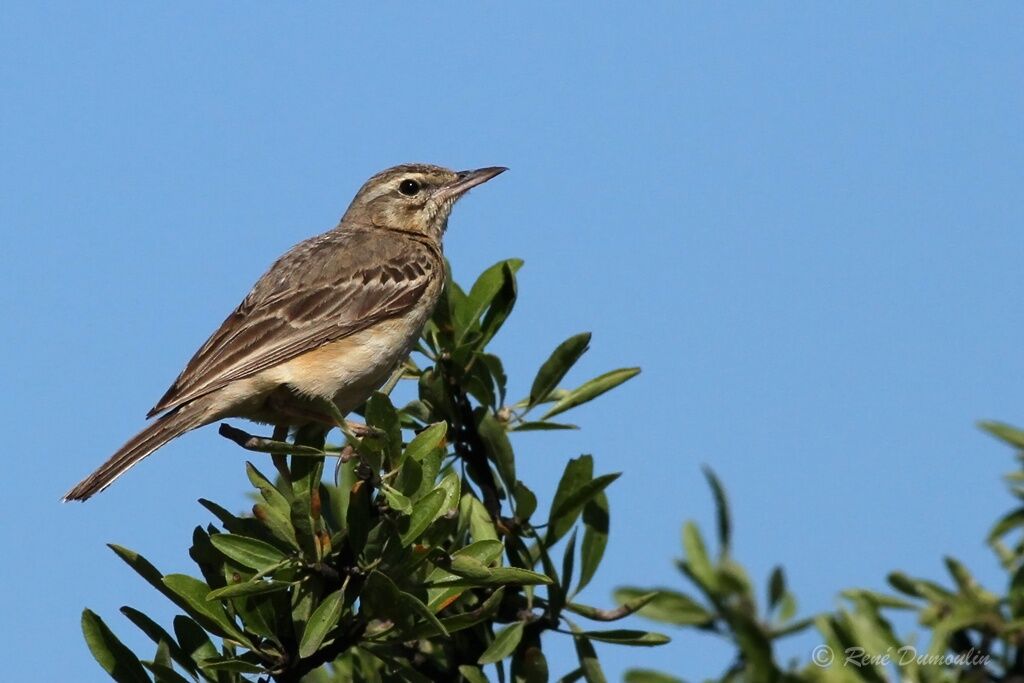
[561,529,578,600]
[989,507,1024,543]
[478,410,516,489]
[462,494,499,543]
[144,662,192,683]
[437,588,505,634]
[566,591,657,622]
[979,420,1024,449]
[458,666,491,683]
[427,540,505,611]
[449,554,493,580]
[572,630,607,683]
[108,544,177,603]
[529,332,592,407]
[161,574,252,647]
[541,367,640,419]
[209,534,289,571]
[768,566,786,610]
[702,466,730,555]
[681,522,717,592]
[624,670,684,683]
[613,588,713,626]
[362,571,449,638]
[431,566,553,587]
[576,629,670,646]
[119,607,196,677]
[516,644,549,683]
[172,616,217,674]
[401,487,447,546]
[380,482,413,514]
[198,656,265,674]
[366,392,402,465]
[577,492,609,595]
[405,422,448,463]
[437,469,462,514]
[547,466,619,546]
[465,259,523,346]
[514,481,538,522]
[299,588,346,658]
[206,579,292,600]
[81,609,150,683]
[512,421,579,432]
[478,621,525,664]
[347,480,372,555]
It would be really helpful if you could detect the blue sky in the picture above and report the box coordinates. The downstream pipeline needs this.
[2,2,1023,681]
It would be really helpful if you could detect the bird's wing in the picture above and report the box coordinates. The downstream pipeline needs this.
[148,228,440,417]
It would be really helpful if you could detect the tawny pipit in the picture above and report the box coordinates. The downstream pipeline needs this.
[64,163,505,501]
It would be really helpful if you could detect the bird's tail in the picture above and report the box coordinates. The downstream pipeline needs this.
[63,405,205,502]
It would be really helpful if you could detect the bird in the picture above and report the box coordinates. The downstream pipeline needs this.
[63,163,506,501]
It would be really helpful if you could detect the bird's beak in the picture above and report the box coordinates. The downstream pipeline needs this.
[436,166,507,201]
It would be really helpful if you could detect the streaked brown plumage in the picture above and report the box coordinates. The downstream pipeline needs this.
[63,163,505,501]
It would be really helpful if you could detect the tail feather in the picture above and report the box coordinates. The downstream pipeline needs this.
[63,406,204,502]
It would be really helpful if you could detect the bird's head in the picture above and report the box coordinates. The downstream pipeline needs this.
[342,163,506,239]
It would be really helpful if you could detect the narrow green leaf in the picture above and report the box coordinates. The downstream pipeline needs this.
[430,566,553,587]
[529,333,592,407]
[161,574,252,647]
[572,629,607,683]
[547,470,620,547]
[346,480,372,555]
[108,544,175,603]
[81,609,150,683]
[541,367,641,419]
[577,492,609,595]
[478,621,525,664]
[118,607,196,677]
[561,529,578,600]
[701,466,730,555]
[681,522,717,591]
[566,591,657,622]
[437,469,462,514]
[427,540,505,611]
[206,579,291,600]
[624,670,684,683]
[449,554,493,579]
[478,410,516,488]
[462,494,499,543]
[405,422,448,463]
[299,588,346,658]
[380,483,413,514]
[979,420,1024,449]
[437,588,505,634]
[576,629,670,646]
[366,392,402,464]
[989,507,1024,543]
[198,657,265,673]
[458,666,491,683]
[512,421,579,432]
[400,487,447,546]
[614,587,713,626]
[768,566,786,610]
[514,481,539,523]
[144,662,192,683]
[209,534,288,571]
[171,616,217,674]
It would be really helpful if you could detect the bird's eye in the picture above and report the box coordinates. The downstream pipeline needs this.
[399,179,421,196]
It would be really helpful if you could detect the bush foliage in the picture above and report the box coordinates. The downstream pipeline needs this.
[82,259,1024,683]
[81,260,659,682]
[619,422,1024,683]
